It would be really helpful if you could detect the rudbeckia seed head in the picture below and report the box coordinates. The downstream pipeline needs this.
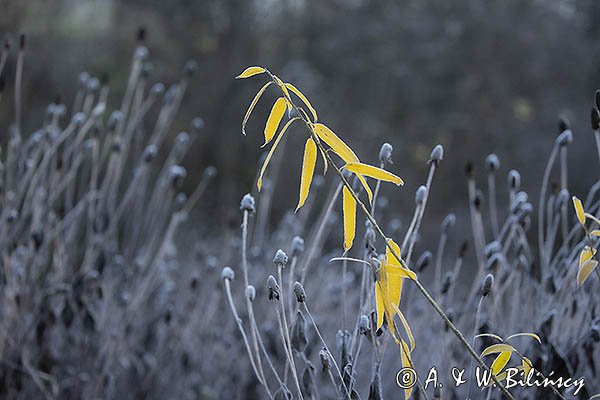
[484,241,501,259]
[107,111,122,132]
[293,281,306,303]
[319,348,330,371]
[143,145,157,163]
[416,250,432,272]
[240,193,255,213]
[415,185,427,205]
[473,190,483,210]
[591,108,600,130]
[221,267,235,281]
[192,117,205,131]
[135,46,149,61]
[429,144,444,165]
[78,72,90,88]
[508,169,521,190]
[291,236,305,257]
[150,82,165,97]
[273,249,288,268]
[266,275,280,300]
[358,315,370,335]
[441,272,453,294]
[441,213,456,233]
[168,165,187,189]
[203,166,217,178]
[378,143,394,165]
[184,60,198,77]
[554,189,570,213]
[481,273,494,297]
[556,129,573,147]
[245,285,256,302]
[485,153,500,172]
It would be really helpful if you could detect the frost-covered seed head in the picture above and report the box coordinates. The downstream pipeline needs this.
[203,166,217,178]
[415,185,427,205]
[556,129,573,147]
[143,145,157,163]
[293,281,306,303]
[482,274,494,297]
[240,193,255,213]
[273,249,288,268]
[184,60,199,77]
[486,153,500,172]
[358,315,370,335]
[245,286,256,302]
[508,169,521,190]
[266,275,280,300]
[221,267,235,281]
[429,144,444,164]
[378,143,393,165]
[441,213,456,233]
[168,165,187,189]
[416,251,432,272]
[291,236,305,257]
[319,349,330,371]
[192,117,205,131]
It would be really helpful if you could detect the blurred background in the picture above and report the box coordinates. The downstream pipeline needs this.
[2,0,600,240]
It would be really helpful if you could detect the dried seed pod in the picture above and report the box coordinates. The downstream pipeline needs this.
[591,108,600,130]
[273,249,288,269]
[319,348,330,371]
[441,213,456,233]
[291,236,305,257]
[301,361,316,397]
[481,273,494,297]
[221,267,235,281]
[416,250,432,272]
[143,145,157,163]
[240,193,255,213]
[556,129,573,146]
[429,144,444,165]
[293,281,306,303]
[245,285,256,302]
[291,311,308,353]
[485,153,500,172]
[415,185,427,205]
[379,143,394,165]
[358,315,370,335]
[266,275,280,300]
[169,165,187,189]
[441,272,453,295]
[508,169,521,190]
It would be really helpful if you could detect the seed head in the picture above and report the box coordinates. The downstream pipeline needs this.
[293,281,306,303]
[484,241,501,259]
[441,213,456,233]
[240,193,255,213]
[143,145,157,163]
[481,273,494,297]
[556,129,573,147]
[184,60,199,77]
[558,116,570,132]
[554,189,569,213]
[508,169,521,190]
[591,108,600,130]
[319,348,330,371]
[358,315,370,335]
[378,143,394,165]
[415,185,427,205]
[168,165,187,189]
[429,144,444,165]
[192,117,205,131]
[485,153,500,172]
[203,166,217,178]
[291,236,305,257]
[416,250,432,272]
[273,249,288,268]
[245,285,256,302]
[266,275,280,300]
[221,267,235,281]
[441,272,453,295]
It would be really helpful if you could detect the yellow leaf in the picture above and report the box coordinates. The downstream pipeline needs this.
[345,162,404,186]
[242,81,272,136]
[506,332,542,344]
[522,357,533,377]
[285,83,318,122]
[481,343,515,357]
[296,137,317,211]
[375,280,385,330]
[579,246,596,267]
[236,66,266,79]
[387,265,417,280]
[356,173,373,203]
[572,196,586,226]
[474,333,504,342]
[490,351,512,376]
[263,97,287,146]
[578,258,598,287]
[314,123,359,163]
[400,340,414,400]
[591,230,600,237]
[274,76,291,110]
[342,186,356,251]
[257,117,299,191]
[386,239,402,266]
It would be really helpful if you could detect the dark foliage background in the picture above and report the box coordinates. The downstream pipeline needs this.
[2,0,600,231]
